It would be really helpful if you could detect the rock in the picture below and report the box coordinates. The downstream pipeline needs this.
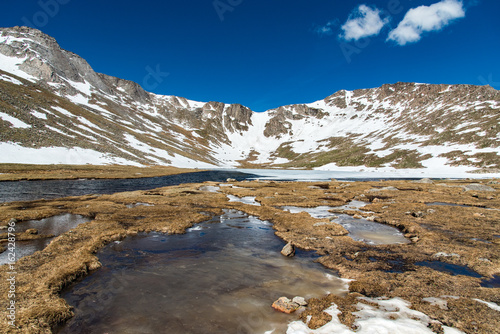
[368,186,399,193]
[413,178,433,184]
[226,178,237,182]
[427,209,436,214]
[292,296,308,306]
[281,242,295,257]
[366,216,377,222]
[0,226,7,230]
[271,297,300,314]
[473,213,485,218]
[410,237,419,243]
[411,211,425,218]
[353,214,362,219]
[433,252,460,258]
[463,184,495,192]
[25,229,38,235]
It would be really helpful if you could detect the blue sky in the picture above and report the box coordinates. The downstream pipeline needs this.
[1,0,499,111]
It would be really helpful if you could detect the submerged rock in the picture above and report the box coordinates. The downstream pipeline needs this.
[272,297,300,314]
[226,178,237,182]
[25,229,38,235]
[281,242,295,257]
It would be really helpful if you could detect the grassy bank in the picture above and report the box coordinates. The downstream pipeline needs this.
[0,164,204,181]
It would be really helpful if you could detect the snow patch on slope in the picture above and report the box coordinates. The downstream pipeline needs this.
[0,142,136,165]
[0,112,30,128]
[0,53,36,82]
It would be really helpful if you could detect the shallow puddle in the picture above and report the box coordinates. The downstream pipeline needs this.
[198,185,220,192]
[58,210,347,334]
[0,214,90,264]
[282,205,337,219]
[415,261,482,278]
[335,214,409,245]
[13,213,89,235]
[481,275,500,288]
[335,200,371,211]
[227,194,261,206]
[282,204,408,245]
[125,202,154,208]
[425,202,472,208]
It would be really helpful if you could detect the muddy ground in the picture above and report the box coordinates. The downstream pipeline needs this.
[0,164,200,181]
[0,178,499,333]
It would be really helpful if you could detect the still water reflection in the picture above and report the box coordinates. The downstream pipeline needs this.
[58,210,347,334]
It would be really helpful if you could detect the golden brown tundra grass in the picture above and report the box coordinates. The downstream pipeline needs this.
[0,179,499,333]
[0,164,201,181]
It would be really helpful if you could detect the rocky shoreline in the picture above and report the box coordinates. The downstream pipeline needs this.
[0,178,499,333]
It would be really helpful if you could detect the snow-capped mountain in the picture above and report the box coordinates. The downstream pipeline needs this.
[1,26,499,172]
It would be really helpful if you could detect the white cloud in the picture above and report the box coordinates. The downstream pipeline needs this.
[387,0,465,45]
[340,5,389,41]
[315,20,338,36]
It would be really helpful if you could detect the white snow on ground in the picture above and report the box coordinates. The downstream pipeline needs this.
[0,142,137,165]
[0,73,22,85]
[473,299,500,312]
[0,53,36,82]
[46,125,75,138]
[52,106,74,118]
[232,167,500,181]
[31,110,47,119]
[76,116,97,129]
[122,133,216,168]
[287,297,465,334]
[163,152,217,169]
[0,112,30,128]
[65,78,92,96]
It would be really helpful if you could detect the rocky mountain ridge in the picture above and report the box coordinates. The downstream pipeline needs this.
[0,26,499,172]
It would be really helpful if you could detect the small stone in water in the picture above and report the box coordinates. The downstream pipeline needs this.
[292,296,308,306]
[272,297,300,314]
[281,242,295,257]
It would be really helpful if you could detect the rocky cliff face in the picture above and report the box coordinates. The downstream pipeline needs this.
[0,26,499,172]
